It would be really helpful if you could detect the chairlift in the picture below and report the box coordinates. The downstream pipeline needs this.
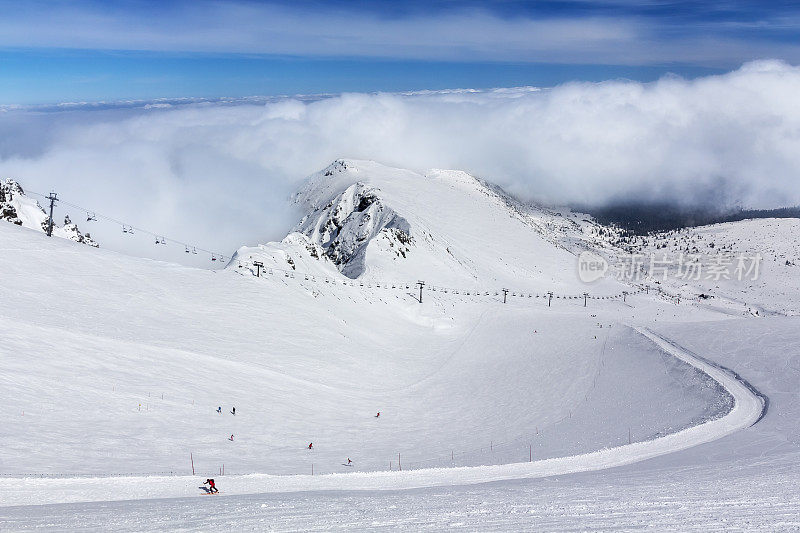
[211,254,217,261]
[185,246,190,253]
[192,247,197,254]
[86,212,97,222]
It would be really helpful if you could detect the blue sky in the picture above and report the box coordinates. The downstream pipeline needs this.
[0,0,798,104]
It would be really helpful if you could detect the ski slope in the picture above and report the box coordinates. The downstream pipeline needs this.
[0,219,731,475]
[0,323,763,507]
[5,317,798,530]
[0,160,793,530]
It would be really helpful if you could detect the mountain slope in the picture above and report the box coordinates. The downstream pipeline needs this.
[0,201,727,479]
[635,218,800,315]
[0,178,98,247]
[233,160,625,296]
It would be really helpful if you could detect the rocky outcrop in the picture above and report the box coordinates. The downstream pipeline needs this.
[1,178,99,247]
[295,180,413,278]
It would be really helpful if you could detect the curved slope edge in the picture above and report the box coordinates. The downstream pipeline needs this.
[4,327,765,507]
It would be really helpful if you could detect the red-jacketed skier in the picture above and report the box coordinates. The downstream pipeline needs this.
[308,442,313,449]
[204,478,219,493]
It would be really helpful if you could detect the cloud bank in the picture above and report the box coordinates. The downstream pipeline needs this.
[2,61,800,262]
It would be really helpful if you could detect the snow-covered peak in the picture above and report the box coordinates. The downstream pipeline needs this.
[239,160,625,294]
[0,178,99,248]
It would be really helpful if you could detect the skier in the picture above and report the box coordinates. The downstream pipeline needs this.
[375,412,380,418]
[231,407,236,415]
[308,442,313,449]
[347,458,352,465]
[229,434,234,441]
[204,478,219,493]
[216,406,222,414]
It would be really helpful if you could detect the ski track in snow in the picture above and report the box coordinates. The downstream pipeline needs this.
[0,327,764,508]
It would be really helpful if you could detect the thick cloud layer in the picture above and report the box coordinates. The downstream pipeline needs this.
[2,60,799,264]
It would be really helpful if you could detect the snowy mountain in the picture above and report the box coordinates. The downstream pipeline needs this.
[1,161,798,530]
[0,178,99,247]
[232,160,625,296]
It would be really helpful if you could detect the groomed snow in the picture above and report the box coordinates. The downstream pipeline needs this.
[0,322,763,507]
[1,160,796,530]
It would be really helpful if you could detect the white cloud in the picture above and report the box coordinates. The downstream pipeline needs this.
[2,61,800,262]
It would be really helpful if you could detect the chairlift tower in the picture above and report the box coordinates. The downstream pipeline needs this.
[253,261,264,277]
[45,192,58,237]
[417,280,425,303]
